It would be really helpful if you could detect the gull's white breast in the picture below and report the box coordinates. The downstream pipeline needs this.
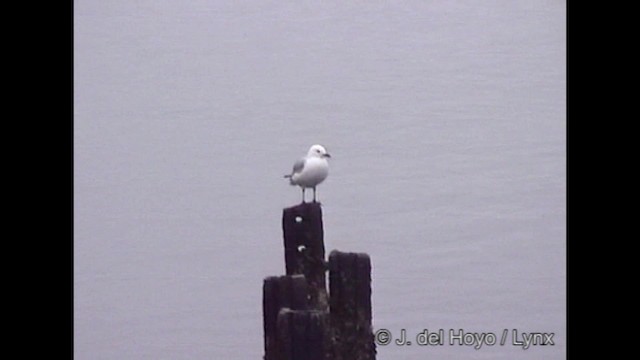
[291,157,329,188]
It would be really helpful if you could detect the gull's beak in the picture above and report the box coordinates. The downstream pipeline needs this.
[323,153,331,158]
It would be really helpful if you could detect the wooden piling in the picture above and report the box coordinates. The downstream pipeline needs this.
[263,275,309,360]
[282,202,328,310]
[277,309,328,360]
[263,203,375,360]
[328,251,375,360]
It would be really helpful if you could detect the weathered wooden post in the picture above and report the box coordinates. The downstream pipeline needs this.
[262,202,376,360]
[282,202,328,310]
[277,309,328,360]
[328,251,375,360]
[263,275,309,360]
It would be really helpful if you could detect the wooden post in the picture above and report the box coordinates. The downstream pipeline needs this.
[282,202,328,310]
[277,309,328,360]
[263,204,376,360]
[263,275,309,360]
[328,251,376,360]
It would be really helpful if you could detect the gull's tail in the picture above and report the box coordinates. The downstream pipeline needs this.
[283,174,296,185]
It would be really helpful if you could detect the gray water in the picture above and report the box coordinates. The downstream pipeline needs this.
[74,1,566,359]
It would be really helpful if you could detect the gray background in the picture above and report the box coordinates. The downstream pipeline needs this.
[74,0,566,359]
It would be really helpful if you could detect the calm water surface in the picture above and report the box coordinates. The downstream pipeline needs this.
[74,1,565,358]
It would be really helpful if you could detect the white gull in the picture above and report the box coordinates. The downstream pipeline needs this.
[284,144,331,203]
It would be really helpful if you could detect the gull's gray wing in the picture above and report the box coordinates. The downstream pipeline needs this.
[284,157,306,178]
[291,157,306,175]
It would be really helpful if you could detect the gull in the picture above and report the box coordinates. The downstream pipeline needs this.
[284,144,331,203]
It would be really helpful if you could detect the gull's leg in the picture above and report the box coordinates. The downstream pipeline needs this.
[301,187,306,203]
[312,187,317,203]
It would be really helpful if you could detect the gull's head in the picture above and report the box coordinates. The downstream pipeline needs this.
[308,144,331,159]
